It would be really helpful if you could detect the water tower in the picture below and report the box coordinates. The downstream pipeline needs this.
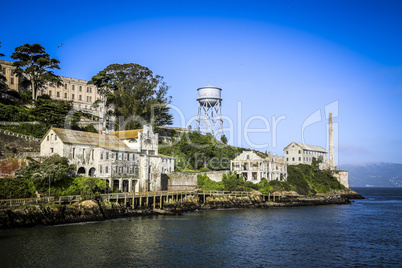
[196,86,223,138]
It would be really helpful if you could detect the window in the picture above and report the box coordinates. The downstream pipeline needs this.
[10,77,14,85]
[65,84,67,89]
[106,152,109,160]
[87,96,89,102]
[50,148,54,153]
[49,90,52,96]
[101,153,103,160]
[292,157,295,161]
[116,166,118,173]
[83,149,85,160]
[79,95,82,100]
[286,151,288,154]
[64,93,67,99]
[47,135,49,141]
[72,85,75,90]
[286,157,288,161]
[55,135,57,141]
[106,166,109,173]
[298,150,301,154]
[73,148,75,158]
[99,165,102,173]
[57,92,60,98]
[299,157,301,161]
[79,86,82,92]
[72,94,75,100]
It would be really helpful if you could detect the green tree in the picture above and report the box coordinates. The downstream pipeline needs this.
[15,155,76,194]
[32,96,81,128]
[222,171,245,191]
[0,42,6,92]
[79,177,103,200]
[11,43,62,100]
[89,63,173,130]
[221,135,228,144]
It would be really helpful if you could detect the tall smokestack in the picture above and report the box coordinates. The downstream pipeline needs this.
[329,113,335,169]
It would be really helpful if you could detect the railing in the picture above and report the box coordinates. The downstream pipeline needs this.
[0,121,40,125]
[0,197,55,207]
[100,190,195,200]
[0,129,41,141]
[0,190,282,207]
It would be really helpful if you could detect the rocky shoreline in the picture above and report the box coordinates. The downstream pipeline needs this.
[0,190,364,229]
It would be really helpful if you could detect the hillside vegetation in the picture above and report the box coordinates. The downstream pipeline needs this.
[0,94,97,138]
[198,164,345,195]
[159,131,244,171]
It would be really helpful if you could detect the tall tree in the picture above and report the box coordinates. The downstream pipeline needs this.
[89,63,173,130]
[0,42,6,92]
[11,43,62,100]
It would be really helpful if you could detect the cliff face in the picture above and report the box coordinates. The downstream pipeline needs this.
[0,132,40,159]
[0,201,148,229]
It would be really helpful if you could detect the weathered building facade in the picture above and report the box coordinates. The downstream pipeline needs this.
[1,60,105,119]
[40,125,174,192]
[284,142,328,166]
[230,151,287,183]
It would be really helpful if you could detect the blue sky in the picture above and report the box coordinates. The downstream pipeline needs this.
[1,0,402,164]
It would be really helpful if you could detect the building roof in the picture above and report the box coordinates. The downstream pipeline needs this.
[42,128,135,151]
[285,142,327,153]
[108,129,142,139]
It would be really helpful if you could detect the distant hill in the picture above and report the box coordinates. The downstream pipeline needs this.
[339,163,402,187]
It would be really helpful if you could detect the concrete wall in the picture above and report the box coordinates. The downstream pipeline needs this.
[167,172,197,190]
[333,170,349,188]
[0,158,27,178]
[204,171,229,182]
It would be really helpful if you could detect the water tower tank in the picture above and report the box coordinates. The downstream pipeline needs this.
[196,86,223,138]
[197,86,222,106]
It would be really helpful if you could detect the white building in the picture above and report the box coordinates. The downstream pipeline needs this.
[230,151,287,183]
[284,142,328,166]
[40,125,174,192]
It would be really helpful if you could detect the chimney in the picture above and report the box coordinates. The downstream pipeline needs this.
[328,113,335,169]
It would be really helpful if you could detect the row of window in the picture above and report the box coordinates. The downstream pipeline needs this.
[286,150,325,156]
[98,165,139,175]
[286,157,313,162]
[56,84,94,93]
[2,67,15,75]
[100,152,139,161]
[49,91,93,102]
[286,157,301,162]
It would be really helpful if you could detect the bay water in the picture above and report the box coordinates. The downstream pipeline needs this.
[0,187,401,267]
